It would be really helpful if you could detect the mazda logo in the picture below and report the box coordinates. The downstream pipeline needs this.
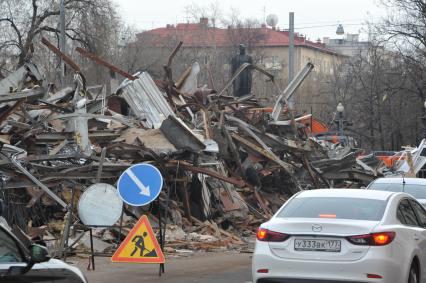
[312,225,322,232]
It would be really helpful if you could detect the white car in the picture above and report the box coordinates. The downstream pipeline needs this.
[252,189,426,283]
[0,223,87,282]
[367,177,426,208]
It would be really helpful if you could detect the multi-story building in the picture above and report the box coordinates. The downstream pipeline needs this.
[137,18,342,78]
[135,18,344,113]
[323,34,372,57]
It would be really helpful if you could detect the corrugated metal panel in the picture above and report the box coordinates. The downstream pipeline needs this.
[0,66,27,94]
[0,63,44,95]
[198,174,212,219]
[120,72,175,129]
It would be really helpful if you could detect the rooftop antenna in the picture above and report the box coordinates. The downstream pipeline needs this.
[184,7,189,23]
[263,6,266,25]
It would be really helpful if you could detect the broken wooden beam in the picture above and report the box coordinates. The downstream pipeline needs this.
[41,37,81,72]
[231,132,293,172]
[166,160,247,188]
[75,47,137,80]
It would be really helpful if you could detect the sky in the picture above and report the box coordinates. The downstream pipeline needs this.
[112,0,387,42]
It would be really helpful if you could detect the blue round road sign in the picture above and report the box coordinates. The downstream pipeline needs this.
[117,164,163,206]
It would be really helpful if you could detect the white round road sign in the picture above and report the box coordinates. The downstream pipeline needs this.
[78,183,123,226]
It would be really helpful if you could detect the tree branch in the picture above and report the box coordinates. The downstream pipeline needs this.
[0,18,22,48]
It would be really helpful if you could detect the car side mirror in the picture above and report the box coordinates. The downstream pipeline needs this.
[30,244,50,263]
[5,245,49,276]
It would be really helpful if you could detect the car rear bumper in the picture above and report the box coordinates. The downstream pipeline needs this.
[256,279,367,283]
[252,245,405,283]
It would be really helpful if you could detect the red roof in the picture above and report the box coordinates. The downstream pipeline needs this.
[137,23,337,55]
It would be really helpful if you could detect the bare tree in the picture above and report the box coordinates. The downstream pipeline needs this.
[0,0,118,68]
[184,1,222,27]
[378,0,426,117]
[327,38,420,150]
[380,0,426,54]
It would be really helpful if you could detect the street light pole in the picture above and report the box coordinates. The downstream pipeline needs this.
[288,12,295,82]
[337,102,344,139]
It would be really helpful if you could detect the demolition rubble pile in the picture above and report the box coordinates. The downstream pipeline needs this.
[0,40,387,256]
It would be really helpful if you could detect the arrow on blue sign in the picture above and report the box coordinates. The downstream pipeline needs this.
[117,164,163,206]
[125,169,150,196]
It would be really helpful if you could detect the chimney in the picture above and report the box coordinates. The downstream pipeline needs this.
[323,37,330,45]
[200,17,209,26]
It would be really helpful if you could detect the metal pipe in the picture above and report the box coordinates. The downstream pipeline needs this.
[217,63,274,97]
[62,186,75,260]
[10,149,67,208]
[271,62,314,121]
[59,0,66,86]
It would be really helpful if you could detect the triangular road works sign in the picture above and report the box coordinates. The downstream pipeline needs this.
[111,215,165,263]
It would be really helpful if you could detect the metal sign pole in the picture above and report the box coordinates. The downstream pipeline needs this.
[89,228,95,270]
[157,198,164,276]
[117,204,124,245]
[161,184,172,272]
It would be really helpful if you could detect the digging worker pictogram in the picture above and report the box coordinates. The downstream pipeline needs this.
[130,232,148,256]
[130,232,158,257]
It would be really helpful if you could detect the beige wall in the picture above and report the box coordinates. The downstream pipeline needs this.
[257,46,342,79]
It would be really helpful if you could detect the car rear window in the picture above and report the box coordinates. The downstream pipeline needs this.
[369,183,426,199]
[277,197,387,221]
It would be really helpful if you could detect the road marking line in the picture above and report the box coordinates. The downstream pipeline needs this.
[126,169,150,196]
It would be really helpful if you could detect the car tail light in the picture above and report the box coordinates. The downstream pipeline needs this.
[346,232,395,246]
[256,228,290,242]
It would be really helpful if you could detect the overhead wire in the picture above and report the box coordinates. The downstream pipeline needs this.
[295,23,369,30]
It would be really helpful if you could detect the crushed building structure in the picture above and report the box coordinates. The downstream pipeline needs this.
[0,38,390,258]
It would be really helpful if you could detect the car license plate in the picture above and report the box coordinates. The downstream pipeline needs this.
[294,239,341,252]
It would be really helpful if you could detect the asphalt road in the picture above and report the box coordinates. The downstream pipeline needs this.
[70,252,252,283]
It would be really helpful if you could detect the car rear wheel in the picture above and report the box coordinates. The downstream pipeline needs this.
[408,263,419,283]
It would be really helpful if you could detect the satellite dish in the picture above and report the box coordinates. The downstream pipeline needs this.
[78,183,123,226]
[266,14,279,27]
